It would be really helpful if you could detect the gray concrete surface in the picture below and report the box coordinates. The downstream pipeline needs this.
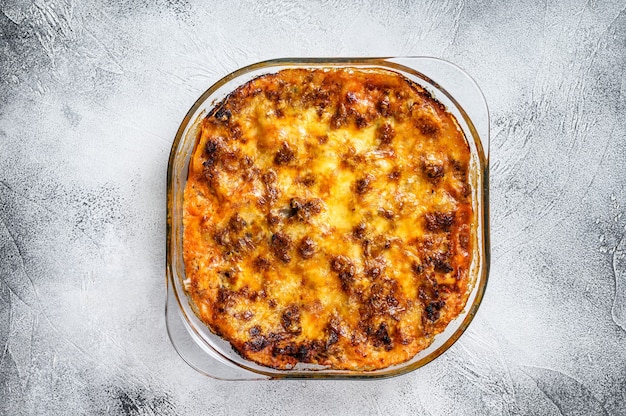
[1,0,625,414]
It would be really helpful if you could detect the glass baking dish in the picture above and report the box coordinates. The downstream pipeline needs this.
[166,57,490,380]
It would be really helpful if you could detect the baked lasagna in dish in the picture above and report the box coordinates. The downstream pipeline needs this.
[182,67,475,370]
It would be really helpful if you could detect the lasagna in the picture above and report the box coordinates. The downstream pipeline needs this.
[182,67,475,370]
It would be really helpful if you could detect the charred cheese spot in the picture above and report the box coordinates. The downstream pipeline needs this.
[330,255,356,292]
[274,141,295,165]
[424,212,455,232]
[415,115,440,137]
[297,172,316,187]
[355,176,372,194]
[422,157,445,181]
[281,305,302,334]
[253,256,270,271]
[213,106,232,123]
[287,197,323,222]
[377,123,395,145]
[183,67,475,371]
[298,236,316,259]
[353,222,367,239]
[271,232,292,263]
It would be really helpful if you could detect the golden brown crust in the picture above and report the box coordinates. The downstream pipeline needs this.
[183,67,474,370]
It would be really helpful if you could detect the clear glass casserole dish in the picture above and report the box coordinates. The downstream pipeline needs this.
[166,57,490,380]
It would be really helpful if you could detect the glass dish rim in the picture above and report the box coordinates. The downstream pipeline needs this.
[166,56,490,380]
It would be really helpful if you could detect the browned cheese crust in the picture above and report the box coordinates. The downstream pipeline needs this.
[183,67,474,370]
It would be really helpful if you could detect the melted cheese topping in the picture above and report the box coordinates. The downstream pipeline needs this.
[183,67,474,370]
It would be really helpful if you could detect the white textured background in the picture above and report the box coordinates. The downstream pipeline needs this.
[1,0,625,414]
